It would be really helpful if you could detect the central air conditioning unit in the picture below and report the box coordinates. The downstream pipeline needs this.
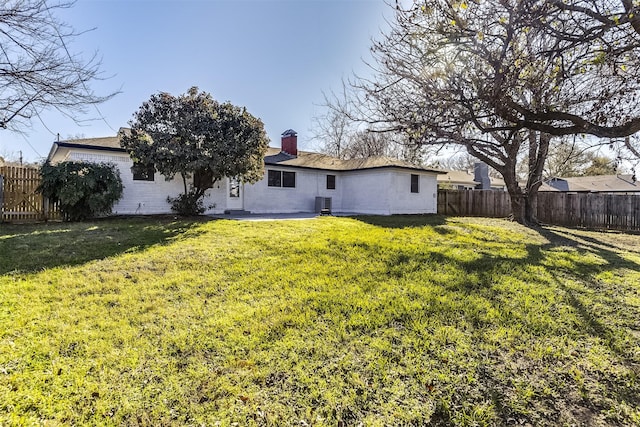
[315,196,332,215]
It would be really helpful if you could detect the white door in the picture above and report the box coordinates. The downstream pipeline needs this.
[226,177,244,210]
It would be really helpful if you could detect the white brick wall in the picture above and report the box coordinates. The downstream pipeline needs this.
[54,147,439,216]
[66,151,182,214]
[387,170,438,214]
[244,167,438,215]
[244,166,343,214]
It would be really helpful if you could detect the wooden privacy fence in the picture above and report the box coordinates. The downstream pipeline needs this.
[438,189,512,218]
[536,192,640,231]
[0,165,59,222]
[438,189,640,232]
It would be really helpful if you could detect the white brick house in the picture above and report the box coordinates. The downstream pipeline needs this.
[46,129,443,216]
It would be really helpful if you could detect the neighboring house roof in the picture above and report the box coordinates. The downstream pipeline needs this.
[538,182,560,192]
[437,170,479,187]
[437,169,506,188]
[543,174,639,193]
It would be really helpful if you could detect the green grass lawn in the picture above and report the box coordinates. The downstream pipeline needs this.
[1,215,639,426]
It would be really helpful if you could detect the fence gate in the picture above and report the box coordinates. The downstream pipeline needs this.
[0,165,56,222]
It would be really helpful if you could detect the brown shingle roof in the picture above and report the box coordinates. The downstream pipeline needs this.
[51,134,443,174]
[58,135,123,150]
[264,147,442,173]
[55,128,131,152]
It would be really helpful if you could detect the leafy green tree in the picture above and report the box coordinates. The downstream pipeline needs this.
[38,161,123,221]
[121,87,270,215]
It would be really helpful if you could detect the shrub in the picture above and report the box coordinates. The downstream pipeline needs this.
[39,161,124,221]
[167,190,206,216]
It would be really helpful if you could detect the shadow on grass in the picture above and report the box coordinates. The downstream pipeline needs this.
[547,265,640,408]
[530,227,640,393]
[353,214,448,229]
[533,226,640,280]
[0,216,211,275]
[380,222,640,415]
[549,227,640,257]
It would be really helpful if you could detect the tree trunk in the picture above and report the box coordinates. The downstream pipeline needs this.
[523,131,550,225]
[506,181,527,224]
[524,189,538,224]
[193,168,216,201]
[181,173,188,195]
[465,130,549,226]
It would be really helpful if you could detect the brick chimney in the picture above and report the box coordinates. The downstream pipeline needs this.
[281,129,298,156]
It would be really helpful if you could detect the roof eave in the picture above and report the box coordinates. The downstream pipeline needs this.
[56,142,127,153]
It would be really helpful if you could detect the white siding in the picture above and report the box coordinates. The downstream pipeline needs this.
[244,167,343,214]
[203,181,228,215]
[387,170,438,214]
[245,167,438,215]
[52,147,439,216]
[59,148,227,215]
[340,169,393,215]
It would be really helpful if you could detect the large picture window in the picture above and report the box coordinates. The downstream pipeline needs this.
[268,170,296,188]
[132,162,154,181]
[410,174,419,193]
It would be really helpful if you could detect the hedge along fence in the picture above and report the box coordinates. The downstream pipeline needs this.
[438,189,640,232]
[0,165,60,222]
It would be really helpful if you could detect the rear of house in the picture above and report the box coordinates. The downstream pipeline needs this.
[46,129,442,216]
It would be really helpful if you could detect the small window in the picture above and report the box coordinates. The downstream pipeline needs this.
[283,171,296,188]
[411,174,419,193]
[326,174,336,190]
[268,170,281,187]
[132,162,154,181]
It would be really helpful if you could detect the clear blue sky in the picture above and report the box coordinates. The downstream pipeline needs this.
[1,0,393,162]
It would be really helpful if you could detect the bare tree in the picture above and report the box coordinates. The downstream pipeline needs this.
[541,138,596,178]
[332,0,640,224]
[437,152,477,173]
[0,0,116,132]
[337,1,558,223]
[313,84,437,163]
[311,97,352,159]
